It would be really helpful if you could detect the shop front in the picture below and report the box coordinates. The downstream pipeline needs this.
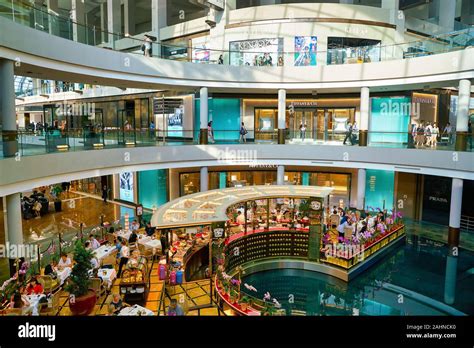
[243,98,359,143]
[179,169,352,208]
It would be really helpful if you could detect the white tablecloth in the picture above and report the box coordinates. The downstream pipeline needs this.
[97,268,117,288]
[115,230,132,241]
[25,294,46,316]
[56,267,71,285]
[138,236,161,255]
[118,304,154,316]
[93,245,117,260]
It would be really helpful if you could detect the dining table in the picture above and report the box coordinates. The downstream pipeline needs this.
[93,245,117,261]
[25,294,46,316]
[97,268,117,289]
[118,304,154,316]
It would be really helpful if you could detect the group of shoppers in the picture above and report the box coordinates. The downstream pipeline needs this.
[413,122,441,147]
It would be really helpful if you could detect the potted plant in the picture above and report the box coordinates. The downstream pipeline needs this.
[239,295,252,311]
[65,241,97,316]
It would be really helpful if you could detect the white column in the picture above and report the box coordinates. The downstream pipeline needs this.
[71,0,85,43]
[100,2,107,43]
[151,0,167,56]
[360,87,370,131]
[444,178,463,304]
[200,87,208,130]
[200,167,209,192]
[124,0,135,36]
[6,193,24,275]
[449,179,463,229]
[359,87,370,146]
[46,0,60,36]
[456,80,471,133]
[277,165,285,185]
[278,89,286,129]
[107,0,122,45]
[356,169,366,210]
[0,59,17,157]
[439,0,455,33]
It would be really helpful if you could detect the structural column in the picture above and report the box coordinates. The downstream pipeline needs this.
[107,0,122,46]
[100,2,107,44]
[46,0,60,36]
[277,165,285,185]
[359,87,370,146]
[0,59,18,158]
[438,0,455,33]
[124,0,136,36]
[151,0,167,57]
[200,167,209,192]
[444,178,463,304]
[277,89,286,144]
[455,79,471,151]
[6,193,24,276]
[199,87,209,144]
[71,0,85,43]
[356,168,366,210]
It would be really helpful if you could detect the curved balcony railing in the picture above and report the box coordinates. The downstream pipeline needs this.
[1,0,473,68]
[0,128,472,159]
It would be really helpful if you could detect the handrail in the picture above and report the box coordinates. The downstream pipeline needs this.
[1,128,472,160]
[1,0,472,64]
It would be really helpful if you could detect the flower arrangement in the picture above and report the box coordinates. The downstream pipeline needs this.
[239,295,252,311]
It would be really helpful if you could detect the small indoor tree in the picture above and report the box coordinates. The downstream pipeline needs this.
[65,241,96,315]
[65,241,92,297]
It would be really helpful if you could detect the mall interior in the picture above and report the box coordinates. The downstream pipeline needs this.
[0,0,473,317]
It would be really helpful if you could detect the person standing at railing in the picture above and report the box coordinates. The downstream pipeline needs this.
[442,122,453,145]
[343,123,353,145]
[431,123,439,148]
[208,121,215,143]
[150,120,156,139]
[424,122,433,147]
[240,122,248,143]
[415,122,425,147]
[352,121,359,145]
[299,123,306,140]
[142,35,153,57]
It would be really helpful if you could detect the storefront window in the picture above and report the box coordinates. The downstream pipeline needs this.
[229,38,283,66]
[71,177,103,196]
[327,37,381,65]
[180,173,200,196]
[255,109,277,141]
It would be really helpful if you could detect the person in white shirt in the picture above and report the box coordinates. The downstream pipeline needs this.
[89,235,101,250]
[131,220,139,231]
[424,122,433,146]
[236,212,245,225]
[90,256,99,270]
[336,220,351,238]
[117,240,130,277]
[431,123,439,147]
[57,253,72,270]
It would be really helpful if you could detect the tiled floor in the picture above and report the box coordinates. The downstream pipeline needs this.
[49,260,221,316]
